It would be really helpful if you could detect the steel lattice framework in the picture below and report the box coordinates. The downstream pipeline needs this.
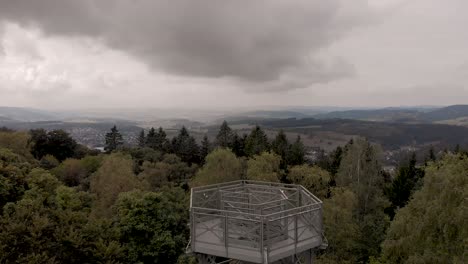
[188,180,327,264]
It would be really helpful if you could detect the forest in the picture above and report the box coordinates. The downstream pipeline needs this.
[0,121,466,264]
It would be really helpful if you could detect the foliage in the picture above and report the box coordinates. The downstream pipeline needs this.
[115,188,189,263]
[105,125,124,153]
[244,125,270,157]
[271,130,289,167]
[381,154,468,264]
[385,152,424,218]
[39,154,60,170]
[0,148,31,209]
[287,135,306,166]
[30,129,78,161]
[246,152,281,182]
[90,153,146,217]
[171,127,200,164]
[0,169,124,263]
[215,121,234,148]
[192,148,243,186]
[231,133,246,157]
[318,188,361,264]
[335,139,390,262]
[139,154,196,190]
[138,129,146,148]
[199,135,211,163]
[0,131,33,159]
[146,127,170,153]
[287,164,330,199]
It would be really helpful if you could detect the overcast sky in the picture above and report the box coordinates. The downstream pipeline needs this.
[0,0,467,110]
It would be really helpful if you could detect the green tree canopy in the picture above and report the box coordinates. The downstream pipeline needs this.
[115,188,189,264]
[30,129,78,161]
[0,169,124,263]
[192,148,243,186]
[381,154,467,264]
[287,164,330,199]
[90,153,145,217]
[318,188,361,264]
[335,139,390,262]
[247,152,281,182]
[0,131,33,160]
[139,154,196,190]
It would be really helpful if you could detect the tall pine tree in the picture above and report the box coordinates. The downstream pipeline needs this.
[172,127,200,164]
[287,135,305,166]
[271,130,289,166]
[215,121,234,148]
[137,129,146,148]
[105,125,123,153]
[146,127,157,149]
[244,125,269,157]
[200,135,211,163]
[386,152,424,219]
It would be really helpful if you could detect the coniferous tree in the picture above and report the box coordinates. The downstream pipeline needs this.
[137,129,146,148]
[215,121,234,148]
[231,133,246,157]
[271,130,289,168]
[244,125,269,157]
[200,135,211,163]
[105,126,124,153]
[386,152,424,219]
[454,144,461,154]
[329,146,343,177]
[155,127,170,152]
[287,135,305,166]
[427,146,436,163]
[146,127,157,149]
[172,127,200,164]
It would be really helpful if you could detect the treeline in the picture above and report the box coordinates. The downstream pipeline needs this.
[107,121,307,168]
[0,122,466,263]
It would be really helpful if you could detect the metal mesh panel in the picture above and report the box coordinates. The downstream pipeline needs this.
[190,181,324,264]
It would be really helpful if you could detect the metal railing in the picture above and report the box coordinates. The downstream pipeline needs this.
[190,181,324,263]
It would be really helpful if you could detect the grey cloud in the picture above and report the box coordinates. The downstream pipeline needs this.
[0,0,372,89]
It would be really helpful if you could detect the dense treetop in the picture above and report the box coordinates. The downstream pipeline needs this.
[0,122,465,263]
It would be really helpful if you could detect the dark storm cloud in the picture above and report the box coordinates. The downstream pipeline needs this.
[0,0,372,89]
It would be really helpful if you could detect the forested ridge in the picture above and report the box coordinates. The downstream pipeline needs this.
[0,122,466,263]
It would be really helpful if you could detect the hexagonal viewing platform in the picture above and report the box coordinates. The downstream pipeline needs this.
[188,180,326,264]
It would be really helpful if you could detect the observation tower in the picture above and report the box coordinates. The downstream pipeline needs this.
[188,180,327,264]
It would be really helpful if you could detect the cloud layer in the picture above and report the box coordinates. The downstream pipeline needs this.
[0,0,372,90]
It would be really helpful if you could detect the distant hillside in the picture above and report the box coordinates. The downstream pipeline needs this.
[312,105,468,125]
[218,110,310,124]
[0,107,60,122]
[258,118,468,150]
[313,108,422,122]
[421,105,468,122]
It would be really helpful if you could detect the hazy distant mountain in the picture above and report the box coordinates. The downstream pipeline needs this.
[421,105,468,122]
[313,108,423,122]
[215,110,312,124]
[0,107,60,122]
[311,105,468,125]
